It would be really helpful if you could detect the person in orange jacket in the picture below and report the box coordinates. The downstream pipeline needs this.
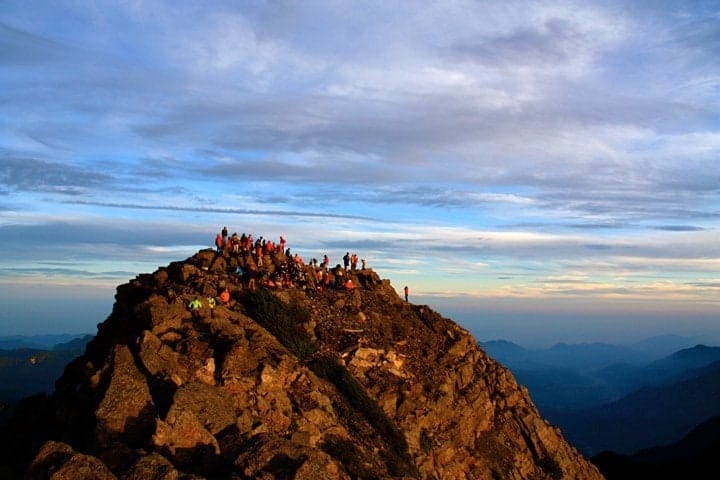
[219,288,230,305]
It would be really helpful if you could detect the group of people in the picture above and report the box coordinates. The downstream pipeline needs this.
[190,229,379,313]
[188,286,231,317]
[216,228,290,262]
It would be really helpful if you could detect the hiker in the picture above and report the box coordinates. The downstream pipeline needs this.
[361,258,366,270]
[279,235,286,252]
[215,233,223,252]
[246,265,257,290]
[351,253,358,271]
[404,285,409,302]
[231,234,240,253]
[221,226,228,246]
[343,252,350,270]
[220,289,230,305]
[322,254,330,269]
[344,278,354,290]
[188,297,203,319]
[316,269,324,290]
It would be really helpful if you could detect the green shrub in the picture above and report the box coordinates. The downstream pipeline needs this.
[420,430,432,452]
[309,356,417,477]
[321,435,380,480]
[538,455,564,480]
[243,289,316,360]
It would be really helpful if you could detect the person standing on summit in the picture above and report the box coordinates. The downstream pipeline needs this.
[404,285,409,302]
[343,252,350,270]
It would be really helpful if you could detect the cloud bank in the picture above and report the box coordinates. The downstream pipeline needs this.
[0,1,718,336]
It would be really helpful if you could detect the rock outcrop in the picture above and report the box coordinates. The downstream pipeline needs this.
[1,246,604,479]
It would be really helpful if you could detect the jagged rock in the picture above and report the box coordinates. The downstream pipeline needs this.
[234,433,350,480]
[121,452,180,480]
[27,441,116,480]
[95,344,155,446]
[169,381,236,435]
[1,245,604,480]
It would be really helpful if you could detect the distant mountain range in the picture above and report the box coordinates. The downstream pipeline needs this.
[0,334,89,351]
[482,339,720,411]
[593,416,720,480]
[0,335,92,403]
[549,360,720,455]
[482,338,720,460]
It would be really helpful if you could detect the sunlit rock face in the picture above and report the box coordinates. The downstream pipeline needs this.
[1,246,604,479]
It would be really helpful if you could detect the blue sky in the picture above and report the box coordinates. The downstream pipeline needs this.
[1,1,718,345]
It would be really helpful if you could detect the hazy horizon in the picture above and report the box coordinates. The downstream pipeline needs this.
[1,1,718,343]
[1,263,718,349]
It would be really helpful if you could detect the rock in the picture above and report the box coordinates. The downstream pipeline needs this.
[234,433,350,480]
[138,330,184,381]
[169,381,236,435]
[95,344,155,446]
[121,453,180,480]
[152,410,220,465]
[5,247,604,480]
[27,441,116,480]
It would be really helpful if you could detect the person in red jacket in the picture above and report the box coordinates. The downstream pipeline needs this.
[219,288,230,305]
[215,233,223,252]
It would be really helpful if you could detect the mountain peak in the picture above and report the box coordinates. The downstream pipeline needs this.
[1,243,603,479]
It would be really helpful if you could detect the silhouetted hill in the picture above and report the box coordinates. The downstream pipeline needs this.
[508,365,614,412]
[0,348,81,402]
[482,339,651,411]
[52,334,93,352]
[592,416,720,480]
[0,246,603,479]
[482,340,651,373]
[0,334,85,350]
[633,415,720,464]
[629,335,704,359]
[593,345,720,401]
[650,344,720,375]
[484,340,720,413]
[549,361,720,456]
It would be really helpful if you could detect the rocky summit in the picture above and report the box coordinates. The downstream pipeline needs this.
[1,245,604,479]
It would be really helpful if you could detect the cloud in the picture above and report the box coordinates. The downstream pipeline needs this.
[61,200,375,221]
[0,156,113,194]
[0,0,719,322]
[654,225,706,232]
[0,21,72,66]
[452,18,590,67]
[0,266,136,280]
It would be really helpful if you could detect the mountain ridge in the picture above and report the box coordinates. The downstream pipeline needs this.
[547,361,720,456]
[0,244,603,479]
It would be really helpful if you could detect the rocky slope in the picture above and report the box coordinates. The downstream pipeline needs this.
[0,246,603,479]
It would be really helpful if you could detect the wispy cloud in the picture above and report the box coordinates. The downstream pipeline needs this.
[0,0,719,337]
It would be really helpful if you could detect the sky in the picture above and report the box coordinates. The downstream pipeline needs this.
[1,1,718,346]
